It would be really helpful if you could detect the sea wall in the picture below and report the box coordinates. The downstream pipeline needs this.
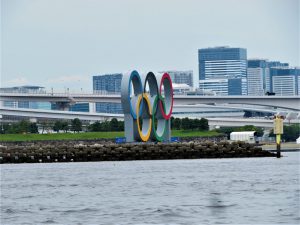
[0,136,227,147]
[0,141,275,164]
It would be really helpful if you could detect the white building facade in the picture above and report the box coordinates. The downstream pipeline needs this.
[270,67,300,96]
[247,59,269,95]
[199,79,229,95]
[272,75,296,96]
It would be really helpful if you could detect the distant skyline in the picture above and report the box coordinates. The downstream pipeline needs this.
[1,0,299,92]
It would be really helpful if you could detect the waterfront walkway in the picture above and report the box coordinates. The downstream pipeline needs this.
[262,143,300,152]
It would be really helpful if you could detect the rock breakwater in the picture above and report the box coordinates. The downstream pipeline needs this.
[0,141,275,164]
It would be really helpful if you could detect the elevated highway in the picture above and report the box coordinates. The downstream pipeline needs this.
[0,107,298,128]
[0,107,123,121]
[207,117,287,128]
[0,93,299,111]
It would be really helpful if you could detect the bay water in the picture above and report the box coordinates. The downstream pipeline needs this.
[1,152,299,224]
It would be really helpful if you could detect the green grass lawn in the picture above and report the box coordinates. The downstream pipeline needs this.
[0,130,221,142]
[171,130,220,137]
[0,131,124,142]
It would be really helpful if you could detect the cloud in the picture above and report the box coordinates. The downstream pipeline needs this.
[1,77,29,87]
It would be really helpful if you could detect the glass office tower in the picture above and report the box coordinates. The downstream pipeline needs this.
[93,73,123,113]
[93,74,122,95]
[270,68,300,96]
[198,46,247,95]
[247,59,269,95]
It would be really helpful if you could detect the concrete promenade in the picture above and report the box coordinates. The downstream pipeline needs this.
[262,143,300,152]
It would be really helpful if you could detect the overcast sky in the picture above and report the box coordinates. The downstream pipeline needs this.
[1,0,299,92]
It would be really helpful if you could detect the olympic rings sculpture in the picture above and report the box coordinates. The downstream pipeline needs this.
[121,70,173,142]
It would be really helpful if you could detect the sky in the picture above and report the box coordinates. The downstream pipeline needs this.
[1,0,299,92]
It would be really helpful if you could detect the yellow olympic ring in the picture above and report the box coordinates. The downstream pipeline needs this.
[136,93,152,142]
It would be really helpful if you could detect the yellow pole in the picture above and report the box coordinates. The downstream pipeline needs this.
[276,134,281,158]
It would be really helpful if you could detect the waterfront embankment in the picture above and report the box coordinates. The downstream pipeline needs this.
[262,142,300,152]
[0,139,275,163]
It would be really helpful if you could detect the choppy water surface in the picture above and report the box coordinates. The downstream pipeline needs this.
[1,152,300,224]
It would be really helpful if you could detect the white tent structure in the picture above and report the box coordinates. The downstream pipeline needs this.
[230,131,257,143]
[296,137,300,144]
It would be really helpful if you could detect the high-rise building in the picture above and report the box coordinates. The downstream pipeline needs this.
[270,67,300,96]
[198,46,247,95]
[160,70,193,87]
[199,79,228,95]
[93,73,122,94]
[247,59,269,95]
[93,73,123,113]
[247,59,290,95]
[198,78,245,95]
[267,61,289,68]
[228,78,245,95]
[266,61,289,93]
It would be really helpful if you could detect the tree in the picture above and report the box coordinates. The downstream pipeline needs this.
[5,123,18,134]
[40,121,48,134]
[89,121,101,132]
[190,119,200,130]
[0,124,4,134]
[71,118,82,133]
[53,121,62,133]
[170,117,174,129]
[172,118,181,130]
[270,124,300,142]
[29,123,39,133]
[217,127,236,139]
[100,120,110,131]
[110,118,119,131]
[236,125,264,137]
[88,120,124,132]
[61,121,69,133]
[181,117,191,130]
[217,125,264,139]
[118,120,124,131]
[199,118,209,131]
[283,124,300,142]
[18,120,30,133]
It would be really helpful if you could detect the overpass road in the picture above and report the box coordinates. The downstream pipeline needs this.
[0,107,123,121]
[0,93,299,111]
[1,107,298,128]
